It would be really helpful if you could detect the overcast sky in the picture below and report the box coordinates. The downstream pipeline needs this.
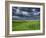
[12,7,40,20]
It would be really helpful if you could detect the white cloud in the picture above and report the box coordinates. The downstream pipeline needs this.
[21,11,30,16]
[15,8,20,14]
[32,9,36,11]
[33,12,40,15]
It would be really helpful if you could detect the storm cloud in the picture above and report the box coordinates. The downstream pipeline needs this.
[12,7,40,20]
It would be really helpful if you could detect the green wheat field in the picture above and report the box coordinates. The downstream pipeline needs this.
[12,20,40,31]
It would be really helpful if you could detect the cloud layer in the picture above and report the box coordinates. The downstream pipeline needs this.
[12,7,40,20]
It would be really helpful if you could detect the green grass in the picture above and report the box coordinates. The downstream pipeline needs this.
[12,20,40,31]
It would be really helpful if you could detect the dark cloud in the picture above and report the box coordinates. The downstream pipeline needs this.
[12,7,40,20]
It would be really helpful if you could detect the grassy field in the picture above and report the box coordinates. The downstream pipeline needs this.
[12,20,40,31]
